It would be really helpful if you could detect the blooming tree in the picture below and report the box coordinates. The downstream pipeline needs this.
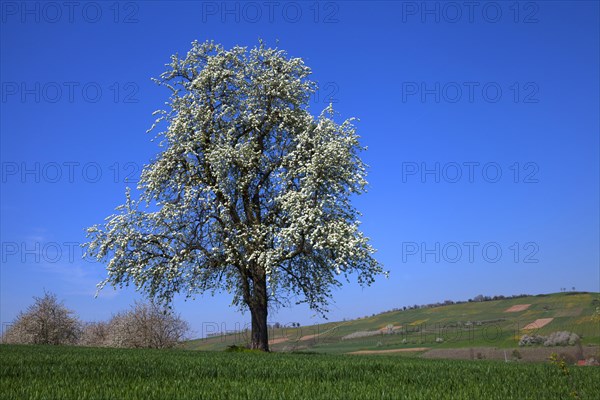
[85,40,384,351]
[79,302,189,348]
[2,291,81,345]
[103,301,189,349]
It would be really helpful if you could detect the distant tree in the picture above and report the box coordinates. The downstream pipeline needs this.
[79,321,109,347]
[105,301,189,349]
[84,40,384,351]
[473,294,485,302]
[2,291,81,345]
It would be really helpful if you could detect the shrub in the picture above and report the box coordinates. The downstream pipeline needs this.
[518,334,545,347]
[543,331,579,347]
[519,331,580,347]
[225,344,248,352]
[512,349,522,360]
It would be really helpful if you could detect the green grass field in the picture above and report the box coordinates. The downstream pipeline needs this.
[187,292,600,355]
[1,344,599,399]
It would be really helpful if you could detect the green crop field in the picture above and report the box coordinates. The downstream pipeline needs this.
[1,344,599,400]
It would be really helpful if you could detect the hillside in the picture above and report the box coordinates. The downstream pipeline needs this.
[185,292,600,359]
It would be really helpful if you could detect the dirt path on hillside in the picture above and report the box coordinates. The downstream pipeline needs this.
[348,348,429,355]
[268,337,289,345]
[299,323,349,341]
[299,333,323,341]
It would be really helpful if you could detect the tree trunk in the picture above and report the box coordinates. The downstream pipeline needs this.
[249,275,269,351]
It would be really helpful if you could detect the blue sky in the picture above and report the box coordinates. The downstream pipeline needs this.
[1,1,598,337]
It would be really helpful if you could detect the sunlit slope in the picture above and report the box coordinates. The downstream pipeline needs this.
[185,292,600,353]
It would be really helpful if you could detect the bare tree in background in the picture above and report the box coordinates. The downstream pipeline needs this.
[79,321,110,347]
[104,301,189,349]
[2,291,81,345]
[3,292,189,348]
